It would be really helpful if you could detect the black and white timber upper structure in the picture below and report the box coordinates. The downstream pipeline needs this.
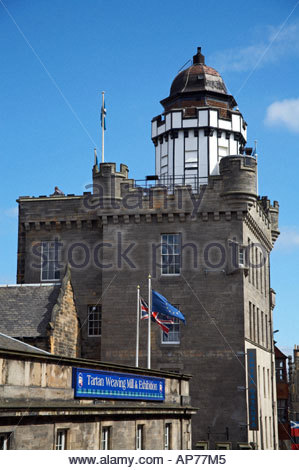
[152,47,247,188]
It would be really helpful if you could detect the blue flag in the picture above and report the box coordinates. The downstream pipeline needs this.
[152,290,186,323]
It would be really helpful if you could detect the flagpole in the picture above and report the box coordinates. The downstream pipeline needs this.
[254,139,258,196]
[136,285,140,368]
[147,274,152,369]
[101,91,105,163]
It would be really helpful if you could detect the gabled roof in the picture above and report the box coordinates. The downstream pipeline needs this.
[0,283,61,338]
[0,332,51,354]
[275,345,288,359]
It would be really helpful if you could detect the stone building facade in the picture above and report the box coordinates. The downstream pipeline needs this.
[290,345,299,421]
[15,48,279,449]
[275,345,291,449]
[0,340,194,450]
[0,267,80,357]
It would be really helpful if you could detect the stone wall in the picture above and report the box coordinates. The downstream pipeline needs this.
[16,157,279,448]
[49,275,80,358]
[0,350,194,450]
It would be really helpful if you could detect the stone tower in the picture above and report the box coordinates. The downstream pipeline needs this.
[16,47,279,450]
[152,47,247,187]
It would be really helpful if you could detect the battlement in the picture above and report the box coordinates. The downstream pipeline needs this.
[258,196,280,242]
[219,154,257,205]
[93,162,129,178]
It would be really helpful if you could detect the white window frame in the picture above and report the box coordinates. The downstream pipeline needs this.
[164,423,171,450]
[161,234,181,275]
[55,429,67,450]
[136,425,144,450]
[238,443,252,450]
[101,427,110,450]
[0,433,10,450]
[215,442,231,450]
[195,441,209,450]
[161,317,180,345]
[88,305,102,337]
[218,145,229,160]
[239,247,245,267]
[41,241,61,282]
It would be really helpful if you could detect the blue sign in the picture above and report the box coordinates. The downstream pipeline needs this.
[73,368,165,401]
[247,349,259,430]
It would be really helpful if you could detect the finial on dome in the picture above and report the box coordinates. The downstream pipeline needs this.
[193,47,205,65]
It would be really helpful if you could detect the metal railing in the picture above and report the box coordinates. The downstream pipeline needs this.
[134,175,208,193]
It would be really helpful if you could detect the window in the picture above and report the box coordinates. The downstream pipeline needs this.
[239,247,245,266]
[136,425,144,450]
[256,308,260,344]
[251,242,254,286]
[161,234,181,275]
[252,305,256,342]
[41,241,61,281]
[216,442,231,449]
[218,145,228,158]
[263,367,266,398]
[56,430,67,450]
[88,305,101,336]
[249,302,252,340]
[255,248,259,289]
[164,424,171,450]
[195,441,208,450]
[101,427,110,450]
[248,238,251,283]
[238,443,252,450]
[264,255,267,296]
[260,253,263,293]
[276,359,284,382]
[277,399,288,423]
[265,417,268,449]
[261,312,264,345]
[265,314,268,349]
[162,318,180,344]
[0,433,11,450]
[269,417,272,448]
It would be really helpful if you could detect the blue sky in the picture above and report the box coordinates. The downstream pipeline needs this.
[0,0,298,355]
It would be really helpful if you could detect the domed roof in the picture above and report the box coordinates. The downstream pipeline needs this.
[169,47,228,97]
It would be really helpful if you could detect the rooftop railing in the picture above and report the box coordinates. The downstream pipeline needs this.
[134,175,208,193]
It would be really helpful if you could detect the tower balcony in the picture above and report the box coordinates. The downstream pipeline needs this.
[134,174,208,194]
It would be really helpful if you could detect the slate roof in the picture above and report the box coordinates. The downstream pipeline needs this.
[0,284,61,338]
[0,332,51,354]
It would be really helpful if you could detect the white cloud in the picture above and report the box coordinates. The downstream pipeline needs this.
[211,23,299,73]
[265,98,299,132]
[274,227,299,250]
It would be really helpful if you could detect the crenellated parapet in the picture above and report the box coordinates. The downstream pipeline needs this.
[258,196,280,245]
[219,154,257,205]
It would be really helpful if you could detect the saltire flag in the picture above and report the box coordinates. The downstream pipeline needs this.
[152,290,186,323]
[140,297,173,335]
[291,421,299,429]
[101,99,106,130]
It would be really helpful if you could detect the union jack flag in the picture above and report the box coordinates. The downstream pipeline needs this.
[140,297,173,335]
